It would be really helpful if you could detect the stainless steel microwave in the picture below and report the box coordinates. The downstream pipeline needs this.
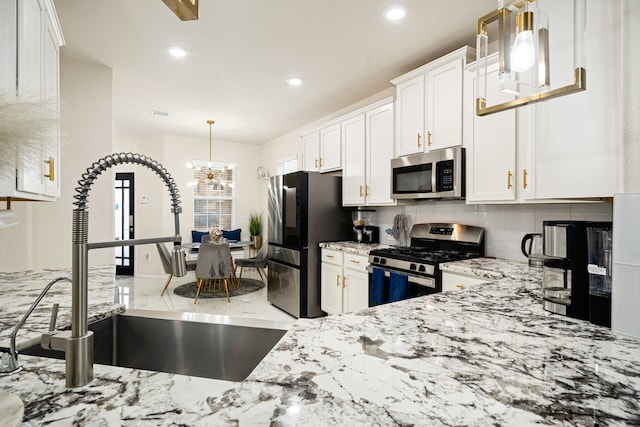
[390,147,465,200]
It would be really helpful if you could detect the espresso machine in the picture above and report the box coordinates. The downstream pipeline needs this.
[541,220,613,323]
[352,209,379,243]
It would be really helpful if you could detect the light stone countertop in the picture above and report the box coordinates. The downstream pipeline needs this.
[2,259,640,426]
[440,256,544,283]
[0,265,124,350]
[319,241,391,256]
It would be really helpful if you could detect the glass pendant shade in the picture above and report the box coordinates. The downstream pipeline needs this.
[510,12,535,72]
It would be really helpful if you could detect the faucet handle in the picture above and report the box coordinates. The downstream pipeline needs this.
[48,303,59,331]
[171,246,187,277]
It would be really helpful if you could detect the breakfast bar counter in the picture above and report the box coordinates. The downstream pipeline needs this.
[1,260,640,425]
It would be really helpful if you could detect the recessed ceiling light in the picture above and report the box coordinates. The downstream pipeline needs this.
[151,109,169,117]
[384,5,407,21]
[168,46,187,57]
[286,76,304,87]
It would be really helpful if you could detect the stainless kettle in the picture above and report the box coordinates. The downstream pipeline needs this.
[521,233,544,268]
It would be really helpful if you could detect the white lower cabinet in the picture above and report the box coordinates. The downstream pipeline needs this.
[321,249,369,315]
[441,271,487,292]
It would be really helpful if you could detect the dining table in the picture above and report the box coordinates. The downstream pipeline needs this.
[181,240,255,289]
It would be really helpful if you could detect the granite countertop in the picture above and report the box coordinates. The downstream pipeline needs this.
[0,265,124,350]
[440,257,544,283]
[319,241,391,256]
[2,260,640,425]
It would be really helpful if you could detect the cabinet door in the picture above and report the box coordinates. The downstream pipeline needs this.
[302,132,320,171]
[319,123,341,171]
[394,75,425,156]
[0,1,17,90]
[532,0,619,199]
[342,114,366,206]
[16,0,45,195]
[426,58,463,150]
[366,103,395,205]
[321,262,343,315]
[464,61,517,203]
[42,9,60,197]
[343,270,369,313]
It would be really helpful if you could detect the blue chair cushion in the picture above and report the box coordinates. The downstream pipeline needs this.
[222,228,241,242]
[192,230,209,244]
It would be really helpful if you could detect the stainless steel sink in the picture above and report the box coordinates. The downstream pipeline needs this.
[21,310,289,382]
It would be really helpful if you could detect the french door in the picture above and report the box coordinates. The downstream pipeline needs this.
[115,173,135,275]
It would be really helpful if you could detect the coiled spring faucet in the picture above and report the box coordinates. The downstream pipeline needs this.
[41,153,187,388]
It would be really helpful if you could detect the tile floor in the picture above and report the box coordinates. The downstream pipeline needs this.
[114,269,297,326]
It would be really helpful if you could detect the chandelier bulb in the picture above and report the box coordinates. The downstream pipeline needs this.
[511,11,535,73]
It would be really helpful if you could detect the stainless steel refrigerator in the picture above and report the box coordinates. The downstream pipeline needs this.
[267,171,349,318]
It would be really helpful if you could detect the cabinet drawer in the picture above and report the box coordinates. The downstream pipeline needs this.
[344,253,368,273]
[321,249,343,265]
[441,271,488,292]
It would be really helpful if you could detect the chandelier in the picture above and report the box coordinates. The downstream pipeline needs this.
[187,120,229,189]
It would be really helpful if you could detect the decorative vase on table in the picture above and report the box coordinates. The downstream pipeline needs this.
[249,211,263,250]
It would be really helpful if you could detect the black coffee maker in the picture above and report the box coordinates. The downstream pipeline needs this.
[541,220,613,324]
[352,209,379,244]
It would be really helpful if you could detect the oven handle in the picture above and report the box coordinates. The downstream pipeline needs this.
[366,265,436,289]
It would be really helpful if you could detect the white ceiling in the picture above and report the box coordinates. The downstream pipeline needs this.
[53,0,497,144]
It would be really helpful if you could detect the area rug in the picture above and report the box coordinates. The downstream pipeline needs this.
[173,278,265,299]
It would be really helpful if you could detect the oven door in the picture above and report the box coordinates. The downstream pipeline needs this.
[366,266,438,307]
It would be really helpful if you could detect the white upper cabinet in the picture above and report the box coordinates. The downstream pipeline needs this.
[464,57,522,203]
[341,114,366,205]
[302,131,320,171]
[464,0,620,204]
[302,123,341,173]
[426,58,464,151]
[364,102,395,206]
[393,75,424,156]
[392,46,474,157]
[342,99,395,207]
[531,0,620,200]
[0,0,64,201]
[319,123,341,171]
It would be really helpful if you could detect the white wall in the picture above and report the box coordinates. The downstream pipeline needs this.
[113,133,263,276]
[622,0,640,193]
[0,56,114,272]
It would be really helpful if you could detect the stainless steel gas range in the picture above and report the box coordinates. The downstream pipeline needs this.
[367,223,485,306]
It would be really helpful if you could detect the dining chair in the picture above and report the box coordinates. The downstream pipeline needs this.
[234,244,268,283]
[156,243,197,296]
[194,243,234,303]
[201,234,211,243]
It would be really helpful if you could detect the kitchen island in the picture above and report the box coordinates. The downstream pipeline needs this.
[1,260,640,426]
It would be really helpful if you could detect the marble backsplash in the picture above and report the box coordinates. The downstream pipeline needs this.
[371,201,613,262]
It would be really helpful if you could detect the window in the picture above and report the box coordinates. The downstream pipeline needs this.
[275,156,299,176]
[191,161,236,230]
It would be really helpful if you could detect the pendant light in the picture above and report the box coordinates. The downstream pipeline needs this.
[188,120,226,189]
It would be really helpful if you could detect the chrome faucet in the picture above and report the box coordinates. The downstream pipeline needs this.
[0,277,70,374]
[41,153,187,388]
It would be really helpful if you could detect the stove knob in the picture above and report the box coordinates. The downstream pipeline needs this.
[418,265,426,272]
[373,257,380,263]
[381,258,387,265]
[410,263,417,271]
